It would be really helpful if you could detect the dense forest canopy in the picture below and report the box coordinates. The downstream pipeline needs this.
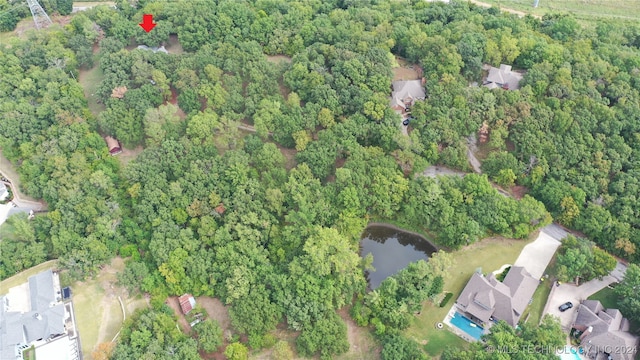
[1,0,640,358]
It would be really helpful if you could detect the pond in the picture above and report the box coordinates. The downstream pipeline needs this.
[360,224,437,289]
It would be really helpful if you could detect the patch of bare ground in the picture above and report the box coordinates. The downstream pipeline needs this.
[510,185,528,199]
[392,57,422,81]
[117,146,144,166]
[165,87,187,120]
[266,55,292,64]
[251,324,301,360]
[166,34,184,54]
[196,297,232,360]
[336,307,380,360]
[197,297,231,333]
[278,146,297,170]
[166,296,193,334]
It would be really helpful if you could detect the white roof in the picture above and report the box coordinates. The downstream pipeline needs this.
[35,335,71,360]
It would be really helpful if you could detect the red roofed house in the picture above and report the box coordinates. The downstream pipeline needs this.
[178,294,196,315]
[104,136,122,156]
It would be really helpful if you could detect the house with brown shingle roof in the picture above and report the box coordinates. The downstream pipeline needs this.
[455,266,539,327]
[572,300,638,360]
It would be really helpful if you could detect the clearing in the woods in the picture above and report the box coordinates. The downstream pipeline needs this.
[70,257,149,360]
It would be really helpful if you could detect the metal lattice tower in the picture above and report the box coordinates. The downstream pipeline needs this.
[26,0,52,30]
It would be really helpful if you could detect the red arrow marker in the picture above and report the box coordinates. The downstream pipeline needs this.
[139,14,156,33]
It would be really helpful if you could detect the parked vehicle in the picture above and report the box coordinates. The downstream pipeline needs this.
[402,119,410,126]
[559,302,573,312]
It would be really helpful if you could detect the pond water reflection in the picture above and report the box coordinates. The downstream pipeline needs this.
[360,225,437,289]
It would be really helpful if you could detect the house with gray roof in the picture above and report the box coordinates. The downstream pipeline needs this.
[483,64,524,90]
[572,300,638,360]
[455,266,539,327]
[0,270,67,360]
[390,79,425,110]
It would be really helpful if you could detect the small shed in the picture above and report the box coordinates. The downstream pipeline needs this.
[178,294,196,315]
[105,136,122,155]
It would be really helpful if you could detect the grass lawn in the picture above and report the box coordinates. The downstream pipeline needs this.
[422,328,468,357]
[78,65,106,116]
[73,279,106,358]
[0,260,58,294]
[522,277,552,325]
[71,257,148,359]
[404,235,535,357]
[473,0,640,22]
[587,286,618,309]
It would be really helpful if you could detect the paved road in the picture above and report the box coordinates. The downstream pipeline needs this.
[542,262,627,330]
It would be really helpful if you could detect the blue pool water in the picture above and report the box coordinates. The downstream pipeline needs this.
[558,346,582,360]
[450,312,484,340]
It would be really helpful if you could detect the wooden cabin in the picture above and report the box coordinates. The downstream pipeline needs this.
[105,136,122,155]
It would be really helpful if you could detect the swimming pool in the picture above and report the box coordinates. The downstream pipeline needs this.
[558,346,582,360]
[450,312,484,340]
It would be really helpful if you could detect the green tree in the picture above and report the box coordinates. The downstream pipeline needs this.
[194,319,223,353]
[224,342,249,360]
[381,333,426,360]
[614,264,640,324]
[296,311,349,359]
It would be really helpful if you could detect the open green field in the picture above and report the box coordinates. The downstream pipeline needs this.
[0,260,58,293]
[404,235,534,357]
[474,0,640,22]
[422,328,468,357]
[70,257,148,359]
[78,65,106,116]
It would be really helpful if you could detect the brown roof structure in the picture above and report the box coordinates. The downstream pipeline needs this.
[456,266,539,327]
[572,300,638,360]
[104,136,122,155]
[178,294,196,315]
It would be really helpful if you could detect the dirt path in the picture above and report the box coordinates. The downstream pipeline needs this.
[167,296,193,334]
[466,134,483,174]
[336,308,380,359]
[468,0,542,19]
